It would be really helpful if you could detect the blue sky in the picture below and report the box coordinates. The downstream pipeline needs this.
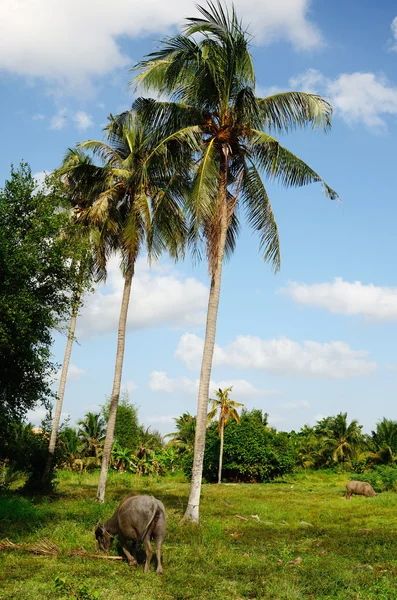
[2,0,397,435]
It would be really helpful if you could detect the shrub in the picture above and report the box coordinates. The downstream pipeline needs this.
[352,465,397,492]
[193,409,296,483]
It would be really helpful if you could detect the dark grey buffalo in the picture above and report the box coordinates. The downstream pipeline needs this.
[345,480,377,500]
[95,494,166,574]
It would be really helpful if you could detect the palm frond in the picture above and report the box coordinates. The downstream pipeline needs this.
[250,129,340,201]
[257,92,333,134]
[241,159,280,272]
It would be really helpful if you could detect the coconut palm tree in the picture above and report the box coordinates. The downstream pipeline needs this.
[207,387,243,483]
[318,413,363,466]
[132,1,339,522]
[77,412,106,458]
[59,111,188,502]
[166,412,196,451]
[368,418,397,465]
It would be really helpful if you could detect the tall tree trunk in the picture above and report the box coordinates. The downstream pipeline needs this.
[96,258,134,502]
[218,420,224,484]
[183,155,229,523]
[42,290,81,484]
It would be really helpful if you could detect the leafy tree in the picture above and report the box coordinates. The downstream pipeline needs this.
[77,412,106,458]
[59,111,188,502]
[133,1,339,521]
[102,390,141,450]
[207,387,243,483]
[200,409,295,482]
[0,164,81,438]
[137,426,164,452]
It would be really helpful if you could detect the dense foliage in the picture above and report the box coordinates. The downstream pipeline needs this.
[202,409,296,482]
[101,391,141,450]
[0,164,83,430]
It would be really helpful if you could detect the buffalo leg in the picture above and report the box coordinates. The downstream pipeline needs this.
[155,535,164,575]
[119,534,137,567]
[143,535,153,573]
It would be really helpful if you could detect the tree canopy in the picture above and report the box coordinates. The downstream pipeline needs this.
[0,164,82,433]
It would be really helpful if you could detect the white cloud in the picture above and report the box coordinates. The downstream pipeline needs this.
[149,371,281,397]
[175,333,376,379]
[280,400,310,409]
[0,0,322,95]
[76,256,208,337]
[33,170,51,188]
[73,111,94,130]
[282,278,397,321]
[385,363,397,372]
[32,113,45,121]
[390,17,397,52]
[50,108,94,131]
[50,108,67,130]
[289,68,397,130]
[54,363,86,383]
[124,380,137,393]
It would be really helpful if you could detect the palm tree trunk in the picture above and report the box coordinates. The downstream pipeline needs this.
[42,290,81,484]
[96,258,134,502]
[218,420,224,484]
[183,155,229,523]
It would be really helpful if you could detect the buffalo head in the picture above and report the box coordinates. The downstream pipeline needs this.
[95,522,113,552]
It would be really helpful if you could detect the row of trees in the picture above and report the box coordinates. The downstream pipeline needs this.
[3,399,396,492]
[1,3,340,521]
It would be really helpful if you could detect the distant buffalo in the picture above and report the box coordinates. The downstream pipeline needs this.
[345,480,377,500]
[95,494,166,574]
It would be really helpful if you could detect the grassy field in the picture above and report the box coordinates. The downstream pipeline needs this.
[1,470,397,599]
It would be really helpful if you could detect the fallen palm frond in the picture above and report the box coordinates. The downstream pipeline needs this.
[31,539,59,555]
[0,539,24,551]
[0,538,123,560]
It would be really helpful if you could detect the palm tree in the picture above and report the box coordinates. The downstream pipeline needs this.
[59,111,188,502]
[207,387,243,483]
[318,413,363,467]
[77,412,106,458]
[166,412,196,451]
[368,418,397,465]
[133,1,339,522]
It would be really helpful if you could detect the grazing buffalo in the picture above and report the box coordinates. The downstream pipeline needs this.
[345,480,377,500]
[95,494,166,574]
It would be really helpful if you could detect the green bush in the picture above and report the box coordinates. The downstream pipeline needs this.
[352,465,397,492]
[0,421,57,493]
[197,409,296,483]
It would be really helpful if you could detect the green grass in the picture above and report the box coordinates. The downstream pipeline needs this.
[1,470,397,599]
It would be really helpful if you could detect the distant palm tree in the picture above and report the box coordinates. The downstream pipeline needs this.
[166,412,196,451]
[59,111,188,502]
[368,418,397,465]
[319,413,363,467]
[207,387,244,483]
[77,412,106,458]
[133,0,339,522]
